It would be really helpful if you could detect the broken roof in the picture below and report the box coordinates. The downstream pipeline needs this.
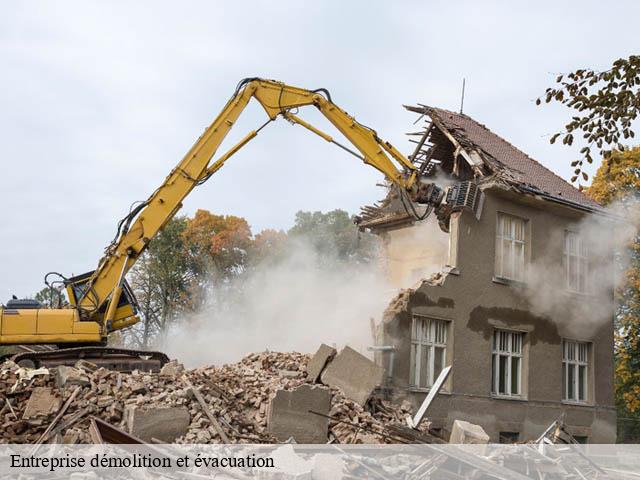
[406,105,601,210]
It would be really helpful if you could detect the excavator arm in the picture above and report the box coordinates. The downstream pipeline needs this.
[62,78,445,337]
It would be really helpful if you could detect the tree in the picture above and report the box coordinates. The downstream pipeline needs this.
[288,209,377,262]
[249,228,288,266]
[587,147,640,440]
[127,216,191,348]
[182,209,252,282]
[33,286,67,308]
[538,55,640,184]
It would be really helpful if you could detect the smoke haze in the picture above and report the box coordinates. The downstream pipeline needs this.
[162,237,393,367]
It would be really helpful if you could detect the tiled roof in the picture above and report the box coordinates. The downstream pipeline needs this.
[413,106,601,210]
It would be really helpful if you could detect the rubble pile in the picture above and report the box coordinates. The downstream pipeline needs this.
[0,350,425,445]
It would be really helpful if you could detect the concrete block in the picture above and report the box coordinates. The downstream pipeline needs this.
[23,387,61,419]
[55,366,90,388]
[268,384,331,444]
[320,346,385,406]
[127,406,190,442]
[449,419,490,444]
[306,344,337,383]
[159,360,184,378]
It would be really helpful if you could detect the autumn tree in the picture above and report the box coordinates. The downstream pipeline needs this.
[127,216,191,348]
[249,228,288,266]
[587,147,640,441]
[539,55,639,185]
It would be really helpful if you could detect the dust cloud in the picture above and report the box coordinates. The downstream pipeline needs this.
[524,200,639,338]
[162,237,394,367]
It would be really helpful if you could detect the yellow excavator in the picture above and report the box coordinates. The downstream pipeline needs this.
[0,78,476,370]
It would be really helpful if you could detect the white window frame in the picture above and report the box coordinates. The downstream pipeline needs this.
[495,213,527,282]
[491,329,524,397]
[563,339,590,403]
[410,316,448,389]
[564,231,589,293]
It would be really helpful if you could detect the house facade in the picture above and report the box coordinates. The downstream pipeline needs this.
[358,107,616,443]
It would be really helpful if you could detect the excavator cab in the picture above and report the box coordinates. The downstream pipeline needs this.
[64,271,140,332]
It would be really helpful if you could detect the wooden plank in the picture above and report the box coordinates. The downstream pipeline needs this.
[185,380,230,444]
[408,365,451,429]
[31,385,80,452]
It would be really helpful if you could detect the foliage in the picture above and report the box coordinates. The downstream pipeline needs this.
[249,229,288,266]
[586,148,640,439]
[182,210,252,282]
[538,55,640,184]
[33,286,68,308]
[288,209,377,263]
[127,216,191,348]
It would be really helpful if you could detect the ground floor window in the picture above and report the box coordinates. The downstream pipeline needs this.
[563,339,590,403]
[410,316,448,388]
[491,329,524,397]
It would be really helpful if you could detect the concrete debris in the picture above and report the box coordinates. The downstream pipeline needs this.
[306,344,336,383]
[449,419,489,444]
[159,359,184,378]
[268,384,331,443]
[0,349,433,445]
[382,289,413,322]
[320,346,385,406]
[126,406,190,442]
[55,366,90,388]
[74,360,98,373]
[22,387,61,420]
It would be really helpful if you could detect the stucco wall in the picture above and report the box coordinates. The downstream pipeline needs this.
[378,188,616,443]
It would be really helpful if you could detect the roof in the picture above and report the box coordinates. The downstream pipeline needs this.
[408,105,601,210]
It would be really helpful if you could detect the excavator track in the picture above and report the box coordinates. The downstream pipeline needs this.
[10,346,169,372]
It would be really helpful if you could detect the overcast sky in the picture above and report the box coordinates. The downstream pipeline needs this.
[0,1,638,301]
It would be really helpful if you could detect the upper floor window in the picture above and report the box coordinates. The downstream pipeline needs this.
[410,316,448,389]
[563,339,590,403]
[492,329,524,397]
[564,231,588,293]
[495,213,526,282]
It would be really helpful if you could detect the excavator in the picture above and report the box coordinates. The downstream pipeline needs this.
[0,78,479,371]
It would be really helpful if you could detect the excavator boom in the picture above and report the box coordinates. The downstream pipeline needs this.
[1,78,452,366]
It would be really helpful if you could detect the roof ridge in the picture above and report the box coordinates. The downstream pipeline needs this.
[423,106,596,203]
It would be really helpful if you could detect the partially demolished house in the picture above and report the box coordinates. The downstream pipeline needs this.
[358,106,616,443]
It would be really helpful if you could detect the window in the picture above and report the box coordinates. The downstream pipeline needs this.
[492,330,524,397]
[564,231,588,293]
[410,316,448,388]
[495,214,526,281]
[563,340,590,403]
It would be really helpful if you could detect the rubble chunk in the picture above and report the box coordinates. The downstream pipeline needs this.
[449,419,490,444]
[268,384,331,444]
[306,344,336,383]
[127,406,190,442]
[55,366,90,388]
[74,360,98,373]
[320,347,385,406]
[22,387,60,420]
[159,360,184,377]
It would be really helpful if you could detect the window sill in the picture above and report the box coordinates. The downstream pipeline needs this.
[407,386,451,395]
[561,400,593,407]
[491,394,528,402]
[492,276,526,287]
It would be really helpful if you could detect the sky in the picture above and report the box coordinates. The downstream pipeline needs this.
[0,0,638,301]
